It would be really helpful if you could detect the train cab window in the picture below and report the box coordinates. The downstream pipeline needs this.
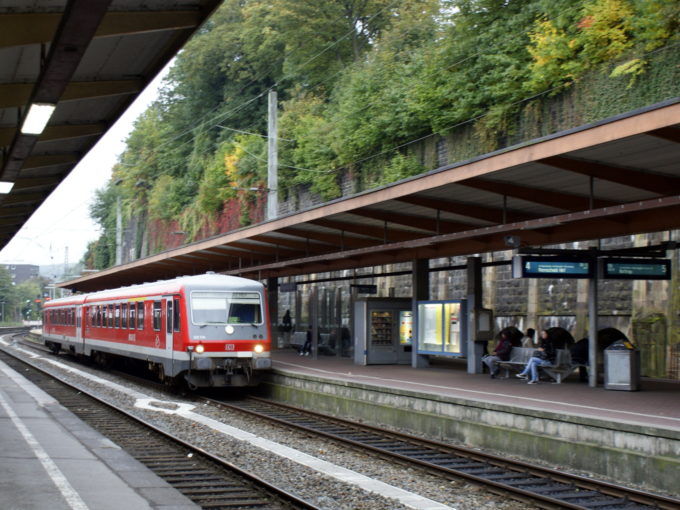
[115,304,120,328]
[190,291,263,325]
[153,301,162,331]
[173,298,180,332]
[137,302,144,330]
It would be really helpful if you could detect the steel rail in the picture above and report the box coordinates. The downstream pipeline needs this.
[211,396,680,510]
[0,343,319,510]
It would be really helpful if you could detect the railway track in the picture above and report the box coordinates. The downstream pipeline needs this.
[0,346,318,510]
[211,396,680,510]
[8,333,679,509]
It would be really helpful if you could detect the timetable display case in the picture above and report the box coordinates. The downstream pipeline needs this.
[416,300,467,356]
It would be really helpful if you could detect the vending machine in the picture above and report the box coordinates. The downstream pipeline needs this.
[354,298,412,365]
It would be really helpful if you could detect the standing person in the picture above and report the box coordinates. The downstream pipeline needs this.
[282,309,292,331]
[484,331,513,379]
[300,326,312,356]
[516,329,556,384]
[521,328,536,347]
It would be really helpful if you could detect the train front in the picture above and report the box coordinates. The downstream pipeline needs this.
[180,275,271,388]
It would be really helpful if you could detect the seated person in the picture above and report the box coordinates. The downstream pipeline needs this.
[483,331,513,379]
[521,327,536,347]
[516,329,556,384]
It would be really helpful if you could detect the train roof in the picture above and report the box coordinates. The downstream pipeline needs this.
[44,273,264,307]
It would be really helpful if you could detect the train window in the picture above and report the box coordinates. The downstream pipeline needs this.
[166,300,172,333]
[121,303,127,328]
[137,302,144,330]
[128,304,135,329]
[107,304,113,328]
[173,298,180,332]
[97,306,102,327]
[190,291,263,326]
[115,304,120,328]
[153,301,162,331]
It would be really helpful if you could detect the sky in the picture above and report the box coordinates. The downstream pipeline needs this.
[0,66,170,269]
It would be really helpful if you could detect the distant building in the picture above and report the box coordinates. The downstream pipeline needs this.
[4,264,39,285]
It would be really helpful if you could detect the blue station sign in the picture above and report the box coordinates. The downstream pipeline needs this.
[512,256,594,279]
[599,258,671,280]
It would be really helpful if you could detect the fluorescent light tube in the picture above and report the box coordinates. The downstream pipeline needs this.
[0,181,14,194]
[21,103,56,135]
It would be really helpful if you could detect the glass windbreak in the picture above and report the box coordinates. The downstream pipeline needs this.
[191,291,263,325]
[417,301,463,354]
[417,303,442,352]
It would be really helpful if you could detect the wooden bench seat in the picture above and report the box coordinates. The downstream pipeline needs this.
[498,347,587,383]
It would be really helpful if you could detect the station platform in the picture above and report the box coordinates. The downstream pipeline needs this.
[0,359,198,510]
[267,348,680,496]
[270,348,680,430]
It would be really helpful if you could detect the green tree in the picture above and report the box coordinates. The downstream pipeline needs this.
[0,266,15,323]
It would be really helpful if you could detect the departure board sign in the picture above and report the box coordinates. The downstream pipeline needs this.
[512,255,594,279]
[600,258,670,280]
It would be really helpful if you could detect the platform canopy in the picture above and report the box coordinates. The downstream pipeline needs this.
[60,98,680,293]
[0,0,221,250]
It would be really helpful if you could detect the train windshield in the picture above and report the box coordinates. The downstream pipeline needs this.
[190,291,263,325]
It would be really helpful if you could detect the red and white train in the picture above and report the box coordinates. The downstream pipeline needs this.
[42,273,272,388]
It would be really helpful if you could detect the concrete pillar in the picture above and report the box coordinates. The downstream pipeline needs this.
[411,258,430,368]
[267,277,278,349]
[588,276,598,388]
[526,278,539,332]
[467,256,485,374]
[311,286,319,360]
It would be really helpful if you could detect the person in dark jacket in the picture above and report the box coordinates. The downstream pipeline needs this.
[300,326,312,356]
[484,331,513,379]
[516,329,556,384]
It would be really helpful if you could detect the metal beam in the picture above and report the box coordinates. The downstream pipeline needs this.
[461,178,619,211]
[540,156,680,195]
[0,11,203,48]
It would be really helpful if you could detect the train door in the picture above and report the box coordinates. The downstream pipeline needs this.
[163,296,174,364]
[75,305,83,353]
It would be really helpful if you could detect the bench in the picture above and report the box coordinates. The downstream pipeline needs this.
[290,331,307,352]
[498,347,587,383]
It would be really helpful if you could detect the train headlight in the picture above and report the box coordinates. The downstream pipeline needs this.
[195,344,205,354]
[254,344,264,354]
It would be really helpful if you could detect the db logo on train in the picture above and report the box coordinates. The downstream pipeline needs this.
[225,344,235,351]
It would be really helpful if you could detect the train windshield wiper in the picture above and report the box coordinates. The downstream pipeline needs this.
[199,321,225,328]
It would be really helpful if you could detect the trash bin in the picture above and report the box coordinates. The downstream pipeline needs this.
[604,339,640,391]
